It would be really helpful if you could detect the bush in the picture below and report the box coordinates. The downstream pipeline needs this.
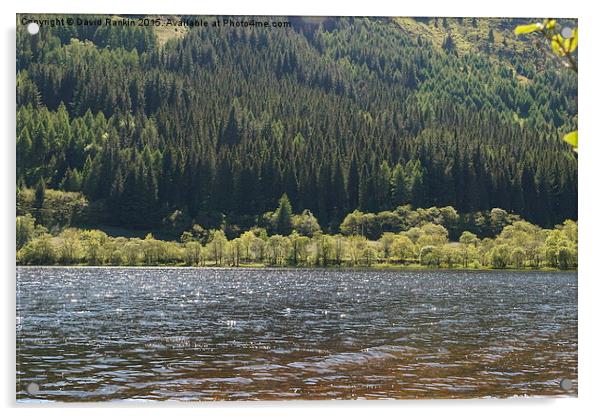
[18,235,57,265]
[490,244,511,268]
[17,188,88,229]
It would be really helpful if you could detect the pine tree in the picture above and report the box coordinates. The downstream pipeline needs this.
[34,177,45,209]
[346,155,360,211]
[391,163,407,207]
[275,193,293,235]
[221,106,241,147]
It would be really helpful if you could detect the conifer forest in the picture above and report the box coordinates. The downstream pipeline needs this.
[16,15,578,269]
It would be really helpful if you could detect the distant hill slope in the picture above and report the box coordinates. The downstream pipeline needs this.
[16,15,577,231]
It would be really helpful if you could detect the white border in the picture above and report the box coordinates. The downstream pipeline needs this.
[2,1,600,415]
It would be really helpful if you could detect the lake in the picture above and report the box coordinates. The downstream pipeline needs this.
[16,267,578,401]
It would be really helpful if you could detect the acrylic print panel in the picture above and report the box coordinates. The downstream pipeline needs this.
[16,14,578,401]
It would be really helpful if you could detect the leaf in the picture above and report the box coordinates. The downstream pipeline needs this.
[550,34,565,56]
[515,23,542,36]
[566,27,578,52]
[563,131,578,150]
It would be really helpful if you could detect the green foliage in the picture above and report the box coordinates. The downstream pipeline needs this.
[184,241,203,266]
[275,194,293,236]
[390,235,416,263]
[515,19,578,152]
[419,245,441,267]
[16,213,577,270]
[490,244,512,268]
[162,210,192,238]
[80,229,108,265]
[34,178,45,209]
[542,221,578,269]
[288,231,310,265]
[57,228,84,264]
[563,131,578,152]
[16,214,43,249]
[207,229,227,265]
[16,16,577,234]
[515,23,543,36]
[18,234,56,265]
[17,187,88,230]
[515,19,577,68]
[340,205,513,240]
[292,209,322,237]
[13,17,579,272]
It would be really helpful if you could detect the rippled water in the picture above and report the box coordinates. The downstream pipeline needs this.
[16,267,577,401]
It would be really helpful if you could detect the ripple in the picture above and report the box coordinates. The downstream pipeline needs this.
[16,267,577,401]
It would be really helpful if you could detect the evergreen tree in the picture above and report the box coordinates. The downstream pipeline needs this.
[34,177,45,209]
[346,155,360,211]
[275,193,293,235]
[391,163,407,207]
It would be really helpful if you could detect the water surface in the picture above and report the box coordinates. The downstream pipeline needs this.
[16,267,578,401]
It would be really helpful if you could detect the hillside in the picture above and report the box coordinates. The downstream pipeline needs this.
[16,15,577,233]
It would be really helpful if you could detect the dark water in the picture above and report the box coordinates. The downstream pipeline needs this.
[16,267,577,401]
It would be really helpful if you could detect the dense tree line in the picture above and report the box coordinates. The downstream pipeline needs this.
[16,16,577,233]
[17,186,577,270]
[16,210,577,270]
[16,185,541,242]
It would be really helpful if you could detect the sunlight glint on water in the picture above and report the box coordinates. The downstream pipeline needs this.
[16,267,577,401]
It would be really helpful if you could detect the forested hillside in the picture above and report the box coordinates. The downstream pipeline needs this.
[16,15,577,234]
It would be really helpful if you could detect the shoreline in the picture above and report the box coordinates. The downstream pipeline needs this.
[15,264,577,273]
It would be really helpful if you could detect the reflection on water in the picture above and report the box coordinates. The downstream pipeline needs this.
[16,267,577,401]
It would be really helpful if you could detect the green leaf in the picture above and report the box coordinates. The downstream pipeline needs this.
[567,27,578,52]
[551,34,565,56]
[515,23,542,36]
[545,19,557,30]
[563,131,578,150]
